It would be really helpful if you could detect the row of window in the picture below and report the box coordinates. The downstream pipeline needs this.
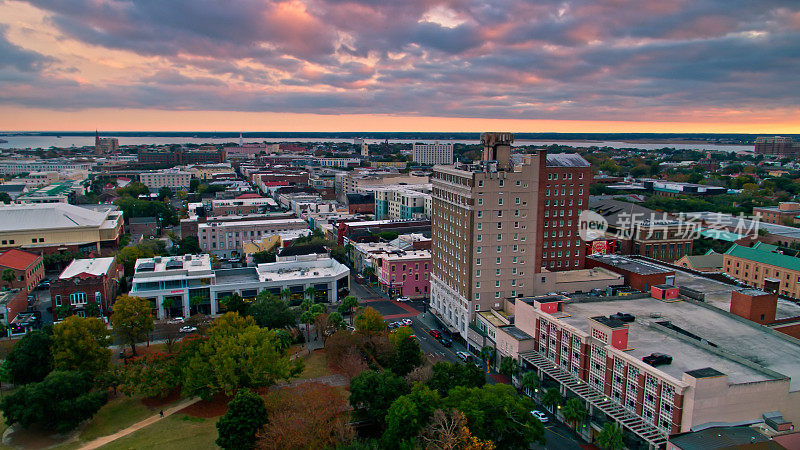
[54,291,101,306]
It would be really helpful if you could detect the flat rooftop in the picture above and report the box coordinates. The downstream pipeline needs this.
[556,267,623,284]
[199,218,307,228]
[560,297,800,389]
[215,267,260,284]
[587,254,674,275]
[255,258,348,282]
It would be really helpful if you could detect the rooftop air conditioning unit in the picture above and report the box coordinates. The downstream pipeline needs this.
[154,256,162,263]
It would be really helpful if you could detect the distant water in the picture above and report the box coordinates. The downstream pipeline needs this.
[0,135,753,153]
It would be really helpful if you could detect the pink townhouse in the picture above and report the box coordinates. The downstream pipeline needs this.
[378,250,431,299]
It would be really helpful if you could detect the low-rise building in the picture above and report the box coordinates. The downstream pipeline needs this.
[377,249,431,299]
[50,257,119,319]
[373,185,432,220]
[198,218,308,258]
[585,254,675,291]
[128,217,158,238]
[754,202,800,225]
[139,169,192,191]
[0,203,123,253]
[0,159,94,176]
[210,196,275,216]
[674,251,724,273]
[723,242,800,299]
[0,249,44,293]
[130,254,349,318]
[15,181,84,204]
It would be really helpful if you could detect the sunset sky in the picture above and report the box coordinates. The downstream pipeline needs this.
[1,0,799,133]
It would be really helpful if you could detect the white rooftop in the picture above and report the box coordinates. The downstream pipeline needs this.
[199,218,307,229]
[0,203,119,232]
[255,258,349,282]
[59,257,116,279]
[133,254,212,278]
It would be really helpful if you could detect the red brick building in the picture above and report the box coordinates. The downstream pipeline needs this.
[50,257,119,319]
[585,254,675,292]
[0,249,45,293]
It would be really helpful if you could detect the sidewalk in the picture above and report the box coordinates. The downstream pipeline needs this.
[79,397,201,450]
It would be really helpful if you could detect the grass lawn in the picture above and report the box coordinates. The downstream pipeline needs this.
[101,414,218,450]
[297,350,330,379]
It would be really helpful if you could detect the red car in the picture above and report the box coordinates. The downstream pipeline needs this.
[428,329,443,339]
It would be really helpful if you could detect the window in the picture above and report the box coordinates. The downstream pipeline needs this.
[476,246,481,253]
[515,197,520,204]
[55,295,61,306]
[498,198,503,205]
[497,210,503,217]
[478,199,483,205]
[476,270,481,276]
[497,234,502,241]
[70,292,87,305]
[477,223,482,230]
[476,258,481,265]
[495,280,500,287]
[497,222,502,229]
[476,282,481,288]
[497,246,502,252]
[477,211,483,218]
[499,180,504,187]
[496,257,501,264]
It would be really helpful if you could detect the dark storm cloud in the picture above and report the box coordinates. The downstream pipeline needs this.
[3,0,800,120]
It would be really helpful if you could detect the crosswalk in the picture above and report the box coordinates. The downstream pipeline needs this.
[520,351,668,449]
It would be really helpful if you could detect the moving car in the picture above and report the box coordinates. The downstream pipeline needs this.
[440,337,453,347]
[456,351,473,363]
[531,410,549,423]
[428,329,443,339]
[387,321,399,329]
[167,317,184,324]
[401,318,413,326]
[180,326,197,333]
[643,353,673,366]
[610,312,635,323]
[396,296,410,302]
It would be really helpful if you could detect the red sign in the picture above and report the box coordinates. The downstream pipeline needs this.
[170,290,184,294]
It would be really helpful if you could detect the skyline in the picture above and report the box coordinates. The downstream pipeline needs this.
[1,0,799,132]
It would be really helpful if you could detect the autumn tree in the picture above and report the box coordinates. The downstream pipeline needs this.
[5,330,52,384]
[111,295,155,356]
[418,409,496,450]
[259,382,353,449]
[216,388,267,450]
[52,316,111,377]
[120,353,181,398]
[182,313,302,399]
[354,306,386,333]
[349,370,409,426]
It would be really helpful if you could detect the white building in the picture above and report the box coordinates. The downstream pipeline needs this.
[139,169,192,191]
[373,184,432,220]
[412,142,454,165]
[130,254,350,318]
[0,160,95,175]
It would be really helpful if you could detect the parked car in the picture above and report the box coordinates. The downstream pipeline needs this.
[456,351,473,363]
[428,329,443,339]
[643,353,673,366]
[168,317,185,324]
[387,321,399,329]
[440,337,453,347]
[180,326,197,333]
[531,410,549,423]
[610,312,636,323]
[37,280,50,290]
[401,318,413,327]
[396,296,410,302]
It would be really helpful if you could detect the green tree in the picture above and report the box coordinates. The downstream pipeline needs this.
[251,250,276,264]
[305,286,317,302]
[1,268,15,288]
[216,388,268,450]
[280,288,292,302]
[337,295,360,325]
[383,386,440,447]
[349,370,409,426]
[390,336,423,376]
[328,311,345,331]
[220,293,247,315]
[161,297,176,317]
[520,371,540,397]
[427,362,485,396]
[111,295,155,356]
[542,387,563,413]
[116,181,149,198]
[55,303,72,320]
[0,371,107,433]
[84,301,101,317]
[354,306,386,333]
[189,294,207,316]
[597,422,625,450]
[5,330,52,384]
[158,186,173,200]
[499,356,520,377]
[445,384,544,448]
[563,398,588,430]
[249,292,296,329]
[189,179,200,193]
[480,345,495,370]
[182,313,302,399]
[52,316,111,376]
[0,192,11,204]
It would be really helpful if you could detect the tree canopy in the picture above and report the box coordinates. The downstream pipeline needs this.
[5,330,52,384]
[111,295,155,356]
[52,316,111,376]
[349,370,409,426]
[216,388,267,450]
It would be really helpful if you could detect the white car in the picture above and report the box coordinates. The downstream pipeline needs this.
[180,326,198,333]
[167,317,184,324]
[401,318,413,326]
[396,296,410,302]
[456,351,472,363]
[531,410,549,423]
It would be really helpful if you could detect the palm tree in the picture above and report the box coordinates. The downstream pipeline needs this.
[337,295,359,325]
[520,371,540,397]
[597,422,624,450]
[189,295,206,316]
[480,346,495,372]
[542,387,563,413]
[280,288,292,302]
[161,297,175,318]
[563,398,588,430]
[304,286,317,303]
[1,269,15,289]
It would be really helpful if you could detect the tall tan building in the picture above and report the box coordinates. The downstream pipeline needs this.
[429,132,591,336]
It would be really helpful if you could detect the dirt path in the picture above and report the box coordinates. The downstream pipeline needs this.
[78,397,201,450]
